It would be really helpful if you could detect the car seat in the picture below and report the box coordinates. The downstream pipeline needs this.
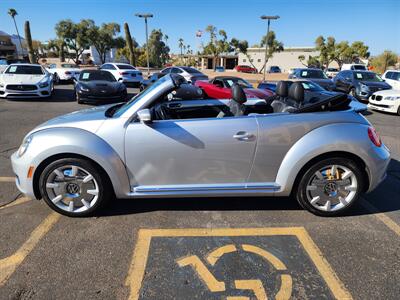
[217,84,247,117]
[282,82,305,112]
[271,81,289,112]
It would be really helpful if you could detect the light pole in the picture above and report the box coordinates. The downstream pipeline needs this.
[135,13,153,75]
[260,15,280,81]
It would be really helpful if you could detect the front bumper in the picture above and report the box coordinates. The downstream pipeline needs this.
[0,86,51,98]
[368,99,399,114]
[11,151,36,199]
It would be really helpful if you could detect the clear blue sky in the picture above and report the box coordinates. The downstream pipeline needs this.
[0,0,399,55]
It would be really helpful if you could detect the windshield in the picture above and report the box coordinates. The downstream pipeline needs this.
[353,72,383,82]
[5,65,44,75]
[181,67,202,74]
[223,78,252,88]
[113,75,170,117]
[327,68,338,72]
[299,69,328,79]
[79,71,116,82]
[117,64,135,70]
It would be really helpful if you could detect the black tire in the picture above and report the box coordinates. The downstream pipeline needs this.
[39,158,111,217]
[76,91,83,104]
[53,73,60,84]
[397,106,400,116]
[295,157,365,217]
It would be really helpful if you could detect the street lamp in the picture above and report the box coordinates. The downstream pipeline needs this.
[135,13,153,75]
[260,15,280,81]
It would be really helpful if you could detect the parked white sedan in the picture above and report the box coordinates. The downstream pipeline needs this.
[46,63,81,83]
[368,89,400,115]
[99,63,143,87]
[0,64,54,99]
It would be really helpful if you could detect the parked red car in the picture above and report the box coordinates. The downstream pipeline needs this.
[234,65,257,73]
[195,76,274,100]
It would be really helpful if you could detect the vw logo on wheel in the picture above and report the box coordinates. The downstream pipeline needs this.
[66,183,80,194]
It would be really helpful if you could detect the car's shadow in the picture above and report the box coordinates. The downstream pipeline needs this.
[97,159,400,219]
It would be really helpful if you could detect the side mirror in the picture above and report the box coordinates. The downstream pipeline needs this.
[137,109,152,123]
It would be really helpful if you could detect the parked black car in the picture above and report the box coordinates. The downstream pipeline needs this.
[333,70,392,102]
[267,66,282,73]
[288,68,335,91]
[140,72,166,91]
[74,70,127,104]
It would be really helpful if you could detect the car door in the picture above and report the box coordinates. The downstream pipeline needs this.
[124,114,258,188]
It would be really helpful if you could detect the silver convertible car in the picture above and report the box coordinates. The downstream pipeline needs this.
[11,74,390,217]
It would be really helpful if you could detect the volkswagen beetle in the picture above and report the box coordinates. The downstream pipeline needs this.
[11,74,390,217]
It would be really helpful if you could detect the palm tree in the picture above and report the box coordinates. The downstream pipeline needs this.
[164,34,169,46]
[8,8,24,57]
[178,38,184,64]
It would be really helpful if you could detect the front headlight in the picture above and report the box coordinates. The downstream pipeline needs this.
[384,96,400,101]
[360,83,369,91]
[18,134,33,157]
[79,84,90,92]
[38,78,50,88]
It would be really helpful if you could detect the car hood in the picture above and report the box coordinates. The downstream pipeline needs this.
[81,80,123,92]
[309,78,333,86]
[372,89,400,96]
[244,88,273,99]
[0,73,47,84]
[359,81,391,88]
[30,104,113,135]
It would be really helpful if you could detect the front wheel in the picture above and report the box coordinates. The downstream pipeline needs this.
[296,158,364,216]
[39,158,111,217]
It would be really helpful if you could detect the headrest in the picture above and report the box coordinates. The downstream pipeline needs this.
[231,84,247,104]
[276,81,289,97]
[288,82,304,103]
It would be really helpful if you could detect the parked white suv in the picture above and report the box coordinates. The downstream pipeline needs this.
[99,63,143,87]
[341,64,368,71]
[382,70,400,90]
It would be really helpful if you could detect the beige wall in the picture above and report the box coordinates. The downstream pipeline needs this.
[238,47,338,72]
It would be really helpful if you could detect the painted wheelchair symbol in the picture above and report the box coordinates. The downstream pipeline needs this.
[177,244,292,300]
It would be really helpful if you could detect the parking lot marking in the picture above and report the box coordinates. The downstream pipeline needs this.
[125,227,352,300]
[0,197,31,210]
[0,212,60,286]
[361,201,400,236]
[0,176,14,183]
[234,279,267,300]
[206,244,237,265]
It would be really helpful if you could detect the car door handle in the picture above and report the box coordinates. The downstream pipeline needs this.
[233,131,255,140]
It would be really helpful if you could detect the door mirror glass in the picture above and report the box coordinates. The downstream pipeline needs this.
[137,109,152,123]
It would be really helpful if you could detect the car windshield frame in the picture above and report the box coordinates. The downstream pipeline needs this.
[5,65,44,75]
[181,67,202,74]
[79,71,116,82]
[353,72,383,82]
[222,77,252,88]
[116,64,136,70]
[299,69,328,79]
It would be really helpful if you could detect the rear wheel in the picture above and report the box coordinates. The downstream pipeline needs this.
[39,158,111,217]
[296,158,364,216]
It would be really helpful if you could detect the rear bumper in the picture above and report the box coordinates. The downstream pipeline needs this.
[366,142,391,192]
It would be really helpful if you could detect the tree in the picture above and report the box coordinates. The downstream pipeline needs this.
[24,21,36,63]
[178,38,184,63]
[315,36,336,69]
[298,55,321,68]
[8,8,24,57]
[370,51,398,73]
[259,30,284,73]
[143,29,169,67]
[55,19,95,64]
[202,25,232,69]
[231,38,258,71]
[88,23,122,64]
[124,23,137,65]
[47,39,66,62]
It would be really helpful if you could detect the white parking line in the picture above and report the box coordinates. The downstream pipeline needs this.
[361,200,400,236]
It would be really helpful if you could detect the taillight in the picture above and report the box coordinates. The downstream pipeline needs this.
[368,126,382,147]
[65,71,71,75]
[119,72,128,75]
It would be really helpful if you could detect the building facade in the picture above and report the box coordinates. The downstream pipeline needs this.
[238,47,322,72]
[0,31,17,57]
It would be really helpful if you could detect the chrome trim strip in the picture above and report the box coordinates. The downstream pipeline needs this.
[133,182,280,193]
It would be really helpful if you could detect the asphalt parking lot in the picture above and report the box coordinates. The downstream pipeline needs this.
[0,85,399,300]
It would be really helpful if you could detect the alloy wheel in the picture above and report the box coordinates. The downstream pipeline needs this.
[45,165,99,214]
[305,164,358,212]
